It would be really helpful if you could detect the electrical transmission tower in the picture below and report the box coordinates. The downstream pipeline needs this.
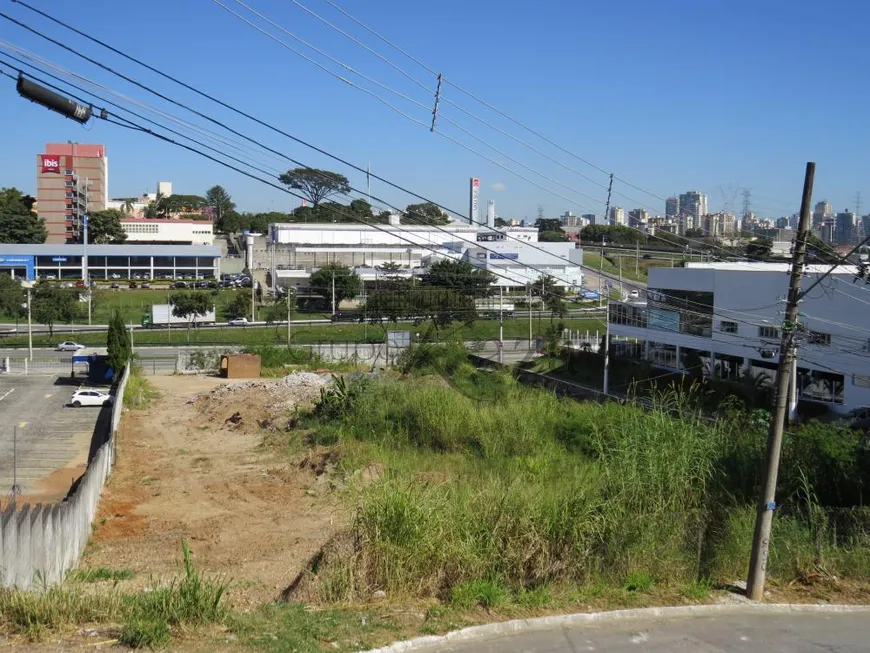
[537,204,545,221]
[741,189,752,230]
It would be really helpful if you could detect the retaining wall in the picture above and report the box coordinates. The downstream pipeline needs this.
[0,363,129,589]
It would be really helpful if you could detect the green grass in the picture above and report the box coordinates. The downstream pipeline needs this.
[0,541,228,649]
[68,567,135,583]
[0,317,603,349]
[289,346,870,606]
[124,365,160,409]
[583,250,680,283]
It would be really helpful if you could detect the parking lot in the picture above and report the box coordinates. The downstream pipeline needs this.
[0,375,110,504]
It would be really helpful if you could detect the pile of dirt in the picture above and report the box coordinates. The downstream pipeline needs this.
[196,371,331,432]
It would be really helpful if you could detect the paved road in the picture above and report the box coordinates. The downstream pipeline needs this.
[412,610,870,653]
[0,375,106,499]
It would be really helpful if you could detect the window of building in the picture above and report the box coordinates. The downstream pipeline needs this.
[853,375,870,388]
[64,169,74,175]
[759,326,779,339]
[720,321,738,334]
[808,330,831,346]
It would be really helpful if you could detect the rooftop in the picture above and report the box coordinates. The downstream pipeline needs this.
[0,244,221,256]
[683,262,859,275]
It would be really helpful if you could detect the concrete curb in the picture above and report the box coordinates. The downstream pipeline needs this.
[367,603,870,653]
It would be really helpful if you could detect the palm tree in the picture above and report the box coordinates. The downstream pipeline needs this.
[144,192,164,220]
[121,198,135,216]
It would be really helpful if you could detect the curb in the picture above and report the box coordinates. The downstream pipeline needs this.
[367,603,870,653]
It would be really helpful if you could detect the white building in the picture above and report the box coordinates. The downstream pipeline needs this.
[609,206,626,226]
[607,262,870,414]
[262,223,581,292]
[121,219,214,245]
[463,240,583,289]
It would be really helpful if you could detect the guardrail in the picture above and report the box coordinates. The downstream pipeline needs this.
[0,362,130,589]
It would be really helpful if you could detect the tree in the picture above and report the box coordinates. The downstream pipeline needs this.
[494,217,508,227]
[527,274,566,320]
[169,292,211,339]
[539,230,570,242]
[106,310,131,377]
[121,198,136,215]
[262,290,296,328]
[309,263,362,310]
[421,259,495,298]
[535,218,564,233]
[205,185,236,220]
[225,290,249,320]
[86,209,128,244]
[0,187,46,243]
[408,287,477,328]
[31,283,79,339]
[215,209,242,233]
[0,275,25,321]
[279,168,350,207]
[745,237,773,259]
[684,228,705,239]
[805,234,841,264]
[403,202,449,226]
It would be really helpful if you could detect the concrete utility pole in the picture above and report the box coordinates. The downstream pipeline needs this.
[83,184,91,326]
[26,285,33,362]
[603,298,610,395]
[746,161,815,601]
[331,270,336,317]
[287,292,292,347]
[498,286,504,365]
[527,284,532,350]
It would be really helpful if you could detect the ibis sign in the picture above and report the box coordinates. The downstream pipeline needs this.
[41,154,61,173]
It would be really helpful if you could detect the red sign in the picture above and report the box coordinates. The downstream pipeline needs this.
[472,178,480,188]
[41,154,60,173]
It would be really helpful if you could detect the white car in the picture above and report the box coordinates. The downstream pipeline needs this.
[629,290,640,300]
[69,389,114,408]
[56,341,85,352]
[228,317,249,326]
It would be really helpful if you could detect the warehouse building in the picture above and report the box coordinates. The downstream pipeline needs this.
[0,244,221,281]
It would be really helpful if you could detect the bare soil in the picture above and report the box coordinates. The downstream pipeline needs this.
[81,374,342,608]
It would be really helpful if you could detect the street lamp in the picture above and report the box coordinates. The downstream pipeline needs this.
[21,280,34,362]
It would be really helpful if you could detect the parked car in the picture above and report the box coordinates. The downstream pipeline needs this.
[629,290,640,299]
[110,282,120,289]
[110,273,121,279]
[174,281,188,289]
[141,282,151,289]
[56,341,85,352]
[75,280,85,288]
[128,281,138,289]
[69,389,113,408]
[228,317,249,326]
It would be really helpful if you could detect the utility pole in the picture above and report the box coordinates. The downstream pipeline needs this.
[746,161,815,601]
[331,270,336,317]
[635,241,640,278]
[83,185,91,326]
[599,242,605,308]
[527,284,532,350]
[287,292,292,347]
[26,285,33,362]
[11,425,21,499]
[603,299,610,395]
[498,285,504,365]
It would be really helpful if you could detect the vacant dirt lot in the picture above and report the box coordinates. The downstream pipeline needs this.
[82,374,341,607]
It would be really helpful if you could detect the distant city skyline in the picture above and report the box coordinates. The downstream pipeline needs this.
[1,1,869,220]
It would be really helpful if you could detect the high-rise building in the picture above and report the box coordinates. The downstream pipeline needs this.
[812,201,833,229]
[678,191,708,233]
[665,197,679,219]
[486,200,496,228]
[820,216,836,243]
[835,210,856,245]
[581,213,597,226]
[628,208,649,228]
[36,143,108,244]
[609,206,626,226]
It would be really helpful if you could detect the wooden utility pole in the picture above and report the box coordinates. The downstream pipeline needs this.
[746,161,815,600]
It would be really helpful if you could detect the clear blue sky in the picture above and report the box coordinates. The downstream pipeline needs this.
[1,0,868,220]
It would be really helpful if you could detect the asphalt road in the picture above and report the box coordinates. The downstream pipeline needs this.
[0,375,107,499]
[413,610,870,653]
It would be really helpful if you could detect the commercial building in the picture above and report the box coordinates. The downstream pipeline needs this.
[813,201,833,229]
[835,210,856,245]
[609,206,626,226]
[121,219,214,245]
[665,197,680,220]
[0,244,221,281]
[36,143,108,244]
[628,208,649,229]
[260,223,579,292]
[677,190,708,234]
[607,262,870,414]
[463,240,583,289]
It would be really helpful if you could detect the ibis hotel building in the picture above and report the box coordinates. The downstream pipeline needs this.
[36,142,108,244]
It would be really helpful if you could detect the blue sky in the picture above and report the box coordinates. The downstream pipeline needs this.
[1,0,868,220]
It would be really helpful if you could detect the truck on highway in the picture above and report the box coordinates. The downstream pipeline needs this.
[474,299,515,319]
[141,303,217,328]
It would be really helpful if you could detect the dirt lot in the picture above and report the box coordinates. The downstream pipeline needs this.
[81,374,341,607]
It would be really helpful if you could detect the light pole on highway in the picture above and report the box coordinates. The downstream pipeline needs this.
[22,280,34,362]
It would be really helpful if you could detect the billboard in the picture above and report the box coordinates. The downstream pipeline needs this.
[41,154,61,173]
[489,252,519,260]
[469,177,480,225]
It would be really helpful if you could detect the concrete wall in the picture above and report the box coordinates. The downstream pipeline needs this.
[0,364,129,589]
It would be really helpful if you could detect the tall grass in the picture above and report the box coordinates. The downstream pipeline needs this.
[124,364,159,409]
[300,363,870,602]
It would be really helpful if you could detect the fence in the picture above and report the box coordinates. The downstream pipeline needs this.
[0,363,129,589]
[1,357,73,376]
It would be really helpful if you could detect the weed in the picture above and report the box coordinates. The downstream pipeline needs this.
[124,365,159,409]
[118,619,171,649]
[680,578,713,600]
[623,572,654,593]
[515,584,553,607]
[69,567,135,583]
[451,579,508,609]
